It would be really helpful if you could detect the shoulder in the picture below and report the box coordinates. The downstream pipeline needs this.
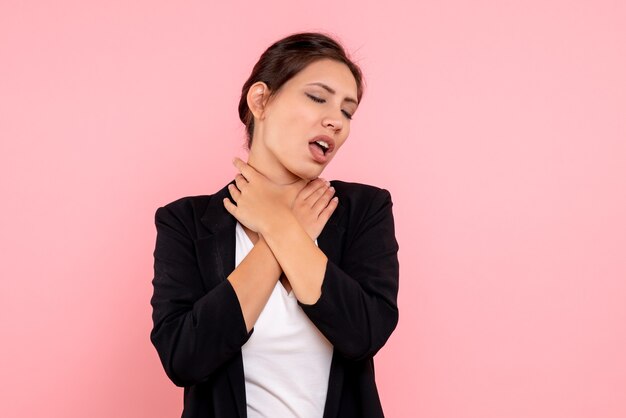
[156,194,210,220]
[328,180,395,230]
[153,183,231,233]
[159,194,212,215]
[329,180,393,207]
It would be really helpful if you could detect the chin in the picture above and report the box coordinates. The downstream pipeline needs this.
[289,164,325,181]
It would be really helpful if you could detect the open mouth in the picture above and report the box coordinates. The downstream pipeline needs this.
[310,139,330,155]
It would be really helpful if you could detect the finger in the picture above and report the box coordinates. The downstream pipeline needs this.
[234,174,248,191]
[305,184,331,208]
[233,157,256,182]
[304,187,332,213]
[311,186,335,213]
[317,196,339,223]
[227,183,241,202]
[223,197,237,217]
[304,182,328,207]
[298,178,328,201]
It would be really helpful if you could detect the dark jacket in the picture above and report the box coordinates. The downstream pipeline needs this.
[150,179,400,417]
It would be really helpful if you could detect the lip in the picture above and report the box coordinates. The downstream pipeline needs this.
[308,135,336,155]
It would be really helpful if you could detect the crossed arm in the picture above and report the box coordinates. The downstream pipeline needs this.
[223,158,339,332]
[150,159,399,386]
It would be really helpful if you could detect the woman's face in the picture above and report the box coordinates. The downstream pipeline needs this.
[250,58,359,182]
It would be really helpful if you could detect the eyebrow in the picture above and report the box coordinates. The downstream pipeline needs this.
[306,82,358,105]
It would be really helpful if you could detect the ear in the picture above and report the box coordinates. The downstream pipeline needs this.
[246,81,271,120]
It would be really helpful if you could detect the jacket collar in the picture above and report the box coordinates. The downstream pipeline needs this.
[200,180,237,235]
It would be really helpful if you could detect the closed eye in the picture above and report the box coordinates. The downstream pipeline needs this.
[306,93,353,120]
[306,93,325,104]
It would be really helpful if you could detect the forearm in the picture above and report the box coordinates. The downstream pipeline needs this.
[261,211,327,305]
[227,235,283,332]
[298,260,399,360]
[297,188,399,360]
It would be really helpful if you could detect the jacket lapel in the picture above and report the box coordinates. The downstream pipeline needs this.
[317,197,346,266]
[196,181,237,292]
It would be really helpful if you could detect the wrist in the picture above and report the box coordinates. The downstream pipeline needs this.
[260,207,296,238]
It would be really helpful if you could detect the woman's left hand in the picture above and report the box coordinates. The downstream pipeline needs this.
[223,158,305,234]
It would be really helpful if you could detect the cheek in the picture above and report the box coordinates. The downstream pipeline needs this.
[270,103,303,129]
[286,106,315,127]
[335,130,351,152]
[264,101,318,149]
[339,125,351,145]
[280,112,314,143]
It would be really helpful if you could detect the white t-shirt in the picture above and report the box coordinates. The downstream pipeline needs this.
[235,222,333,418]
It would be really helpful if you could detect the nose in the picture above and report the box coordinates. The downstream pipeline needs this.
[322,110,343,132]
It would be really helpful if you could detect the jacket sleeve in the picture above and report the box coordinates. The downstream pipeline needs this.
[299,188,399,362]
[149,204,250,387]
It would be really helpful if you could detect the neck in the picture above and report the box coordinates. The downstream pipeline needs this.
[247,130,302,184]
[246,142,308,205]
[247,152,299,185]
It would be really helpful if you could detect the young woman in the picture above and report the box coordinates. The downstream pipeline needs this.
[150,32,400,418]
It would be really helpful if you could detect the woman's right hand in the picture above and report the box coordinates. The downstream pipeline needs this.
[291,178,338,240]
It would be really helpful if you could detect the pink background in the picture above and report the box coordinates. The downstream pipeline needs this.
[1,1,625,417]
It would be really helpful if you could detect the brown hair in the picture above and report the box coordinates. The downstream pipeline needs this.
[238,32,364,148]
